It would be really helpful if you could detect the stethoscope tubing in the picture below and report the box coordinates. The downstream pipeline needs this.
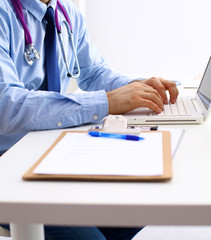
[56,1,72,32]
[11,0,80,78]
[11,0,32,45]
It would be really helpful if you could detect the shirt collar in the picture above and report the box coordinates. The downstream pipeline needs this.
[20,0,58,22]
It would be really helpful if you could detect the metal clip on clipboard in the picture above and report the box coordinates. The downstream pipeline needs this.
[90,115,141,135]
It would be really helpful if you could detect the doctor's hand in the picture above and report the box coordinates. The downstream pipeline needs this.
[140,77,179,105]
[106,77,179,115]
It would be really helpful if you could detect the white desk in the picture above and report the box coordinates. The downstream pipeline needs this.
[0,119,211,240]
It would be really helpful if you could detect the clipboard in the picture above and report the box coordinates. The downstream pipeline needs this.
[23,130,172,182]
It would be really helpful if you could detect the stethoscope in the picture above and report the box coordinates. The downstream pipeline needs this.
[11,0,80,79]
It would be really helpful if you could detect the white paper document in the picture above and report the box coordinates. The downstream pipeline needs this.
[34,132,163,176]
[158,128,185,157]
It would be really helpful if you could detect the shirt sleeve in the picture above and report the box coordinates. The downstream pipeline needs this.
[0,22,108,136]
[0,80,108,136]
[0,0,130,138]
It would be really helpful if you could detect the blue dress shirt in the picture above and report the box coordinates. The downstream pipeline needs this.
[0,0,133,153]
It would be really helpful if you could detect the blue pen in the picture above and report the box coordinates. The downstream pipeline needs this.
[88,131,144,141]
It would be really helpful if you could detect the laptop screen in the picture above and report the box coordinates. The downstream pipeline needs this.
[197,57,211,110]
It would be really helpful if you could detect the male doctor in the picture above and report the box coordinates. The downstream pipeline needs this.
[0,0,178,239]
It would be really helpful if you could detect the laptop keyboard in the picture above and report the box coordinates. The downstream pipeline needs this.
[148,97,190,116]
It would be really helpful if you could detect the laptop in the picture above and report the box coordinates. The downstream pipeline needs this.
[123,57,211,125]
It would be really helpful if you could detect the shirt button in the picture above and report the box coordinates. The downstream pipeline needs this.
[93,114,99,120]
[57,121,62,127]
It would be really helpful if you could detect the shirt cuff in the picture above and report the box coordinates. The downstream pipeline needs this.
[77,90,108,123]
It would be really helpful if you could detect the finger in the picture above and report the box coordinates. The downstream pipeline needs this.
[145,91,164,111]
[159,78,179,103]
[140,99,163,114]
[168,82,179,104]
[150,88,164,105]
[147,78,169,104]
[131,81,163,106]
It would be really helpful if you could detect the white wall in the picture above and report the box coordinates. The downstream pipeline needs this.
[84,0,211,82]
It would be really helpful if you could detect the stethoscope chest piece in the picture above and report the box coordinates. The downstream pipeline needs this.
[24,44,40,65]
[14,0,80,77]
